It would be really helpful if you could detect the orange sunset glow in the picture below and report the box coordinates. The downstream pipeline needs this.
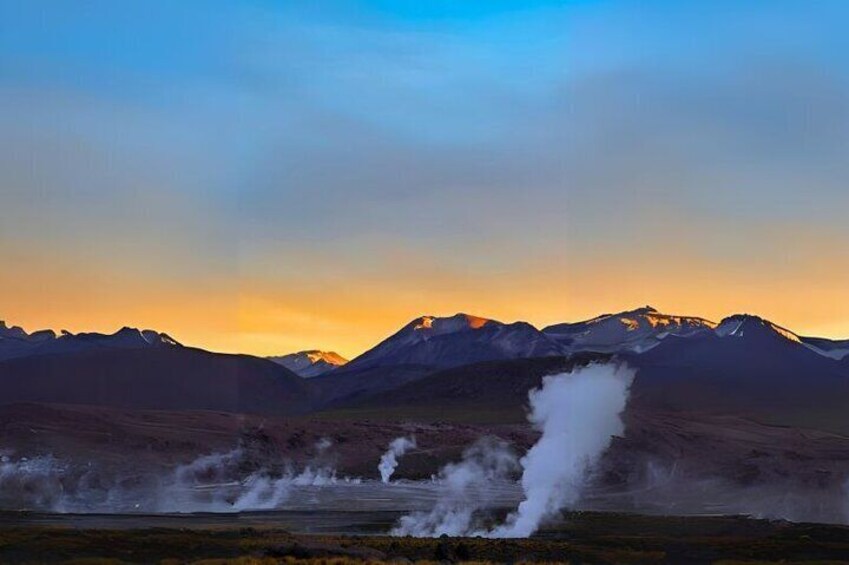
[2,0,848,360]
[3,237,848,358]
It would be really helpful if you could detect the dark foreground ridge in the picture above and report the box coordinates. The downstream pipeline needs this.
[2,511,849,564]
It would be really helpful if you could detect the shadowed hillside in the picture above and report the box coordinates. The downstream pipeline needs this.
[0,346,312,416]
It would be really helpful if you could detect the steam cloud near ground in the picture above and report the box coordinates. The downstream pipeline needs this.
[0,438,350,513]
[392,437,520,536]
[393,363,635,537]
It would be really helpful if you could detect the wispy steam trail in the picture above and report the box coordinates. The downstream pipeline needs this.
[392,437,519,536]
[0,443,347,514]
[379,436,416,483]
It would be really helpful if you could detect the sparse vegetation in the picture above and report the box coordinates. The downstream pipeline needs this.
[2,512,849,564]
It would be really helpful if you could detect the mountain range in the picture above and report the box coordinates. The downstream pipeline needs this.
[1,307,848,428]
[305,306,848,378]
[0,320,309,415]
[0,321,179,361]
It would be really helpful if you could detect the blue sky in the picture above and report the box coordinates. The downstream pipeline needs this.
[2,1,849,355]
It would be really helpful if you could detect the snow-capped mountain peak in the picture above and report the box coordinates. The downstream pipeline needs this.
[0,320,180,362]
[340,313,564,372]
[305,350,347,365]
[268,350,348,378]
[141,329,180,346]
[543,306,716,353]
[715,314,802,343]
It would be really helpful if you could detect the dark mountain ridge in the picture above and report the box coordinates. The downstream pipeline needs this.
[2,309,847,426]
[0,345,311,415]
[0,321,179,362]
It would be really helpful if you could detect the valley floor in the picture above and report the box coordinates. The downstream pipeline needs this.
[3,511,849,564]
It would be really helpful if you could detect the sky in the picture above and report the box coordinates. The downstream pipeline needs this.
[1,0,849,358]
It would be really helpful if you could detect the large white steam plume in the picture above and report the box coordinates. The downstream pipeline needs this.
[391,362,634,538]
[379,436,416,483]
[489,363,634,537]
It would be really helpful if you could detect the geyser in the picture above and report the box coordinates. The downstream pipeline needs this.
[392,362,635,538]
[490,362,634,537]
[379,436,416,483]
